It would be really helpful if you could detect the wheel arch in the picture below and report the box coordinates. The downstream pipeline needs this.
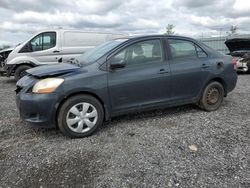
[12,61,36,72]
[209,77,227,96]
[203,77,227,97]
[55,91,110,127]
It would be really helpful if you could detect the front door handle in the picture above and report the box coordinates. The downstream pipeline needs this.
[53,50,60,53]
[201,64,210,69]
[157,69,169,74]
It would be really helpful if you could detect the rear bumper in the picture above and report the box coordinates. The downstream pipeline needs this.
[237,66,248,72]
[225,72,238,94]
[16,91,60,128]
[236,62,249,72]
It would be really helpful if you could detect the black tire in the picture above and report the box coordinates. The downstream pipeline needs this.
[246,62,250,74]
[14,65,32,80]
[57,94,104,138]
[198,81,224,111]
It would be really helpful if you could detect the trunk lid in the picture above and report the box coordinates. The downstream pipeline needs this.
[225,38,250,54]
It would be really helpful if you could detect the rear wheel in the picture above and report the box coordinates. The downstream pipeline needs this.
[198,81,224,111]
[57,94,104,138]
[14,65,32,80]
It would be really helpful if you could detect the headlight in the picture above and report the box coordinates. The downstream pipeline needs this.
[32,78,64,94]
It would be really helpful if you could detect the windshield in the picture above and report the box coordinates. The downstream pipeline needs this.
[78,39,128,64]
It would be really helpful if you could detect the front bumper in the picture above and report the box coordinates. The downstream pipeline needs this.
[16,76,61,128]
[0,60,15,76]
[4,64,15,77]
[16,92,60,128]
[0,61,6,75]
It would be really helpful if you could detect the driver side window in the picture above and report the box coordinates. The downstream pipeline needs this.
[111,39,163,66]
[30,32,56,52]
[31,34,43,51]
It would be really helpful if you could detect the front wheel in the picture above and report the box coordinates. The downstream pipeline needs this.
[198,81,224,111]
[57,94,104,138]
[14,65,32,80]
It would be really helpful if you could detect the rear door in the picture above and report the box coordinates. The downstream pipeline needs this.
[108,39,171,114]
[29,31,61,65]
[167,38,211,101]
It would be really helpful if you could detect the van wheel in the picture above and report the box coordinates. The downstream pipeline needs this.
[246,62,250,73]
[198,81,224,111]
[57,94,104,138]
[14,65,32,80]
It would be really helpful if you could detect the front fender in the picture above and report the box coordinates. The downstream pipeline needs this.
[5,58,37,77]
[57,87,111,121]
[7,55,40,66]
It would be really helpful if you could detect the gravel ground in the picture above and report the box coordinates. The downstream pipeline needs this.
[0,75,249,188]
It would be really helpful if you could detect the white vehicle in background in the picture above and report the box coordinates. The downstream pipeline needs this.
[0,47,14,75]
[5,29,127,80]
[225,38,250,73]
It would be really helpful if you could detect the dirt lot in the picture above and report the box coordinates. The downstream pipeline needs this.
[0,75,249,187]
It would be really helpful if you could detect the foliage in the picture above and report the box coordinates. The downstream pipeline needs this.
[227,25,238,36]
[165,24,175,35]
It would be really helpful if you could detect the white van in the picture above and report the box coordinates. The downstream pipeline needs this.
[5,29,126,80]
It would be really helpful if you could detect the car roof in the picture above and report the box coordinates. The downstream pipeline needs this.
[117,34,196,41]
[112,34,222,58]
[36,29,128,36]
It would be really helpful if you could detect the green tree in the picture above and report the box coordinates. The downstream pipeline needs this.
[227,25,238,36]
[165,24,175,35]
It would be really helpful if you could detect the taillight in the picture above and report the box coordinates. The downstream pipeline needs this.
[231,57,238,70]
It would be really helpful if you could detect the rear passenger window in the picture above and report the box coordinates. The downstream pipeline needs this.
[168,39,207,60]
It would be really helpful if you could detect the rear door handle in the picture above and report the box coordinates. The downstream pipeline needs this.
[53,50,60,53]
[157,69,169,74]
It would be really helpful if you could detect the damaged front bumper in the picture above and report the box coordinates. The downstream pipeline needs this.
[0,61,15,76]
[0,60,6,75]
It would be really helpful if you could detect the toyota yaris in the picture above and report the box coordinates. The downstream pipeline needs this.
[16,35,237,138]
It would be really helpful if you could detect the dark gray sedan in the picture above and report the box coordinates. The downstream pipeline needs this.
[16,35,237,138]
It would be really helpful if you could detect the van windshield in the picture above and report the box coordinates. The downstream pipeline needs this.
[78,39,128,64]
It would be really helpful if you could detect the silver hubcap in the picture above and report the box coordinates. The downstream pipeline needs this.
[66,102,98,133]
[206,88,220,105]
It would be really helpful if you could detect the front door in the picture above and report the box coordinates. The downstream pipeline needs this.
[29,31,61,65]
[108,39,171,114]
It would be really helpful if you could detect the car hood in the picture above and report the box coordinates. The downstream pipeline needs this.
[225,38,250,52]
[26,63,81,78]
[0,47,14,53]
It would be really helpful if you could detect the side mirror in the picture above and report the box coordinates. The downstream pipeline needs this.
[110,58,126,69]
